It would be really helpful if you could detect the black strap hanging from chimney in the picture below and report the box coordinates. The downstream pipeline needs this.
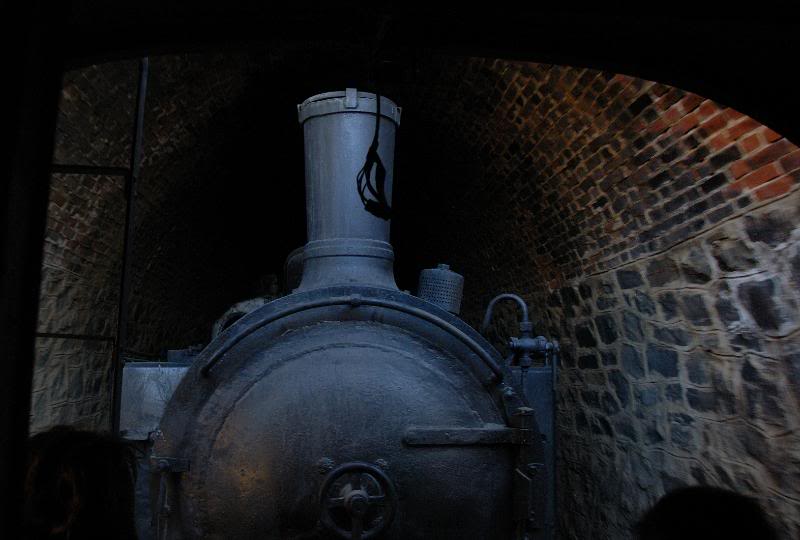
[356,14,393,221]
[356,93,392,220]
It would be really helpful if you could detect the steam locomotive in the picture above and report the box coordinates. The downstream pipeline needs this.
[120,89,557,539]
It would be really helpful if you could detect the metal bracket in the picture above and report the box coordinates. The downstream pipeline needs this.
[508,407,548,538]
[514,463,545,528]
[345,87,358,109]
[151,456,190,539]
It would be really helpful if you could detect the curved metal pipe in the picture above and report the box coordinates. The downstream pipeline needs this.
[200,295,503,382]
[480,293,529,335]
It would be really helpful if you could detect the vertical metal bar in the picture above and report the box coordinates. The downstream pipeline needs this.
[0,3,64,537]
[111,57,149,435]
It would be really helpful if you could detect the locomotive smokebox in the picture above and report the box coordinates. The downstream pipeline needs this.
[297,89,402,291]
[145,89,552,540]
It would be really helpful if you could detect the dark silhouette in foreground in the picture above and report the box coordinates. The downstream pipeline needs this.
[636,486,778,540]
[24,426,137,540]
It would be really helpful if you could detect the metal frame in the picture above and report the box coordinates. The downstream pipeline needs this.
[32,56,150,435]
[111,57,150,434]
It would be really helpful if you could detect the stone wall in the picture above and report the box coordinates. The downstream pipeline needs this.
[548,194,800,538]
[395,57,800,538]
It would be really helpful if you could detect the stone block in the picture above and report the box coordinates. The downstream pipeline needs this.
[742,360,785,423]
[596,296,618,310]
[645,422,665,444]
[634,290,656,316]
[635,385,661,407]
[578,353,599,369]
[737,278,784,331]
[744,210,794,247]
[670,425,697,452]
[680,294,713,326]
[646,344,679,377]
[786,351,800,402]
[616,268,644,289]
[665,383,684,402]
[680,247,714,284]
[614,416,638,441]
[729,331,762,353]
[686,351,710,385]
[653,325,691,346]
[790,252,800,287]
[594,314,618,344]
[608,370,630,408]
[575,323,598,347]
[714,296,740,326]
[646,257,679,287]
[581,389,601,408]
[621,344,645,379]
[592,415,614,437]
[600,350,617,366]
[622,311,645,342]
[601,391,621,415]
[710,236,757,272]
[578,282,593,299]
[657,292,678,320]
[686,388,717,412]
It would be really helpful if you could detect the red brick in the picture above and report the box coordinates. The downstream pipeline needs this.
[725,108,745,121]
[755,175,794,201]
[611,74,633,86]
[648,118,667,135]
[672,112,699,136]
[763,128,782,142]
[780,148,800,173]
[698,113,727,136]
[680,94,703,113]
[697,101,718,119]
[630,118,646,131]
[663,105,682,125]
[739,133,762,154]
[651,83,670,96]
[708,132,732,152]
[747,139,794,169]
[730,160,751,179]
[740,163,780,189]
[728,117,760,140]
[655,90,681,112]
[724,179,745,197]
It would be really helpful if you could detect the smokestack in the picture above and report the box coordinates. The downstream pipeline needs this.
[296,89,402,291]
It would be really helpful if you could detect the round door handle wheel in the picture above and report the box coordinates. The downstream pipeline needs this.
[319,462,397,540]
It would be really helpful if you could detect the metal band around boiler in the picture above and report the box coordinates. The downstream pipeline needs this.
[199,294,504,381]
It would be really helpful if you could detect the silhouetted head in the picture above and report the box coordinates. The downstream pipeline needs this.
[636,486,777,540]
[24,426,137,540]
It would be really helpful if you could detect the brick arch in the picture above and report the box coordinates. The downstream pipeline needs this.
[35,49,800,538]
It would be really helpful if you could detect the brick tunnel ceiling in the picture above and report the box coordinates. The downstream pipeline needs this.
[60,46,798,354]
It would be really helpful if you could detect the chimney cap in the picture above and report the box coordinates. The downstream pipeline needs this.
[297,89,402,126]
